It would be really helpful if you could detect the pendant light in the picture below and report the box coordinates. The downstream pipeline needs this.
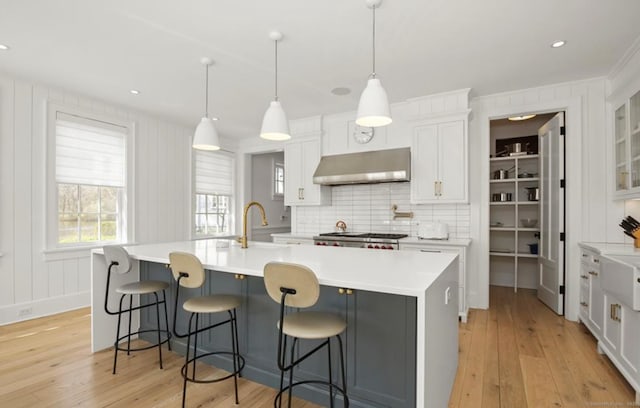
[260,31,290,141]
[192,57,221,151]
[356,0,392,128]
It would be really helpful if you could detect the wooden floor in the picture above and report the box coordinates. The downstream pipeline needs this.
[0,286,636,407]
[449,286,636,408]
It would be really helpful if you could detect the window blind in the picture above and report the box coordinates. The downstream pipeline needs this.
[55,112,127,187]
[195,150,233,195]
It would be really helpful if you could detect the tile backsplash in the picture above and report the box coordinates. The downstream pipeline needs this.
[293,183,471,238]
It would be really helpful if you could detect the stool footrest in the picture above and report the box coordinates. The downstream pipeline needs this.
[275,380,349,407]
[180,351,245,384]
[115,329,172,352]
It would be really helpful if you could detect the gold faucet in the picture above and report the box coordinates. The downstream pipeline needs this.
[238,201,268,248]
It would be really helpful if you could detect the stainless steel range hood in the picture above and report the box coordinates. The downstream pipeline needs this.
[312,147,411,186]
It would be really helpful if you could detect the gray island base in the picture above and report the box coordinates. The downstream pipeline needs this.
[90,240,459,407]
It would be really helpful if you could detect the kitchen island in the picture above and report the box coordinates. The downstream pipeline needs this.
[91,239,459,408]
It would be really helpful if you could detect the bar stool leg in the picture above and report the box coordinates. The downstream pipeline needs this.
[229,310,239,404]
[192,313,200,381]
[232,309,241,377]
[162,289,172,351]
[182,313,195,408]
[328,337,334,408]
[154,292,163,369]
[127,295,133,355]
[337,334,348,407]
[288,338,298,408]
[113,294,126,374]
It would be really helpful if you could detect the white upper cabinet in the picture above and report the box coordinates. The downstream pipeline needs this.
[284,116,331,206]
[612,89,640,199]
[411,119,468,203]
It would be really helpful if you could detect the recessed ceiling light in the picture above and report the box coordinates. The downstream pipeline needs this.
[0,44,10,51]
[508,114,536,121]
[129,89,140,95]
[551,40,566,48]
[331,87,351,96]
[211,117,219,121]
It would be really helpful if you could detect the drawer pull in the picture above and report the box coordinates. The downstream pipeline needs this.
[594,258,600,263]
[580,275,588,280]
[588,271,598,276]
[420,249,442,253]
[580,301,588,307]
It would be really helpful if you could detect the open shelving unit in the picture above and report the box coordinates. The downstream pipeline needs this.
[489,153,540,291]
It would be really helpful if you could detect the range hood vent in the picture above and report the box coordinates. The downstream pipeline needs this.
[312,147,411,186]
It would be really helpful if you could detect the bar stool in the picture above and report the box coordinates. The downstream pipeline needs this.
[103,245,172,374]
[263,262,349,408]
[169,252,244,408]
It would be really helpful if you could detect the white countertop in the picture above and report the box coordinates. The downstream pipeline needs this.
[579,242,640,257]
[93,239,457,297]
[400,237,472,247]
[271,232,471,247]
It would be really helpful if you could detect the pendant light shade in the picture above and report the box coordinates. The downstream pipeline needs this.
[193,117,221,150]
[193,57,221,151]
[260,100,290,141]
[356,78,392,127]
[356,0,391,128]
[260,31,290,141]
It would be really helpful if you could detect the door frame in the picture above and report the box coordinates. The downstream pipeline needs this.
[477,96,583,321]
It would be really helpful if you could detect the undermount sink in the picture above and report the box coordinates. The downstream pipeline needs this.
[600,254,640,311]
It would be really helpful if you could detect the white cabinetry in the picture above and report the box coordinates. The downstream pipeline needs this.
[284,138,330,206]
[579,248,604,338]
[613,89,640,198]
[411,120,468,203]
[399,242,468,321]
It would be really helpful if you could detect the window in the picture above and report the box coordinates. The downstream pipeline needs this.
[51,110,128,246]
[273,161,284,199]
[194,150,234,236]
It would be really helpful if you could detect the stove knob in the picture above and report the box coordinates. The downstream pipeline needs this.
[367,244,373,249]
[382,245,389,250]
[333,242,340,246]
[388,246,394,250]
[323,242,328,246]
[374,245,380,249]
[315,242,321,246]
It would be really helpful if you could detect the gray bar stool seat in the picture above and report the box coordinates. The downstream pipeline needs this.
[169,252,244,408]
[264,261,349,408]
[103,245,172,375]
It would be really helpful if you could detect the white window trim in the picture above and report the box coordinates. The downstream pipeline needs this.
[191,149,236,239]
[272,159,285,200]
[46,102,136,251]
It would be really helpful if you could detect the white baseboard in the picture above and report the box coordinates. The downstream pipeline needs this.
[0,291,90,325]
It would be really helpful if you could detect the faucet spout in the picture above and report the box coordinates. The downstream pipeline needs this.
[239,201,269,248]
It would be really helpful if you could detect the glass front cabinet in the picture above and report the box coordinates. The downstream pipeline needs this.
[613,89,640,198]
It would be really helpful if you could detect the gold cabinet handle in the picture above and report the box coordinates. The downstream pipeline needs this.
[346,288,354,295]
[580,275,588,280]
[338,288,345,295]
[234,274,246,280]
[614,304,622,322]
[439,181,443,196]
[588,271,598,276]
[434,181,438,196]
[580,301,588,307]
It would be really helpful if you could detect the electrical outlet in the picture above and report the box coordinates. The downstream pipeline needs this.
[18,307,33,317]
[445,287,451,305]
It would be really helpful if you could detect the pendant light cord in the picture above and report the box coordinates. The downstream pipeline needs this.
[274,39,279,101]
[372,4,376,78]
[204,63,209,118]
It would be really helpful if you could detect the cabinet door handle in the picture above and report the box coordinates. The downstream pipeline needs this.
[594,258,600,264]
[420,249,442,253]
[439,181,443,196]
[301,188,304,200]
[588,271,598,276]
[234,274,246,280]
[580,275,588,280]
[580,301,588,307]
[434,181,438,197]
[615,304,622,322]
[346,289,354,295]
[581,253,588,258]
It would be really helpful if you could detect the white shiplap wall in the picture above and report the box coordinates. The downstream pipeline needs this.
[294,183,471,238]
[0,72,193,325]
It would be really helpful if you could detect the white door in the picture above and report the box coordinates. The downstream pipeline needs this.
[538,112,565,314]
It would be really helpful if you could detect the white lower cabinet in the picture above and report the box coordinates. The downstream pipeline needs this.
[579,245,640,402]
[579,248,604,337]
[399,243,468,322]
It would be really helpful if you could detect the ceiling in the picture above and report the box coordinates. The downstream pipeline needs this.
[2,0,640,139]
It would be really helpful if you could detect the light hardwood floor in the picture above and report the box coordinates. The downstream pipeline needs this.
[0,286,636,407]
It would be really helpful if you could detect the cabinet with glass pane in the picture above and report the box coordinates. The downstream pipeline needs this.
[613,89,640,198]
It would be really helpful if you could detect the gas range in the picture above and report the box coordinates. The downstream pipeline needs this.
[313,232,408,250]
